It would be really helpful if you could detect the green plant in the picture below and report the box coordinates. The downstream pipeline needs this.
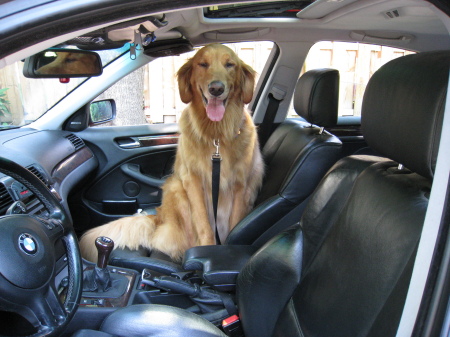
[0,88,11,117]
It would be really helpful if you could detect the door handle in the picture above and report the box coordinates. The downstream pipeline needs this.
[117,137,141,149]
[120,163,165,187]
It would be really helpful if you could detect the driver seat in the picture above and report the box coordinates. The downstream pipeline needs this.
[73,51,448,337]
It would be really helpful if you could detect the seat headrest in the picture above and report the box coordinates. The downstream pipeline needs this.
[293,68,339,127]
[362,51,449,180]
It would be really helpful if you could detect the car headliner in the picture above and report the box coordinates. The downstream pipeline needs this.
[0,0,449,68]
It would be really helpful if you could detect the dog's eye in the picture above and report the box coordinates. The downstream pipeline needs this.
[199,62,209,68]
[225,62,235,68]
[65,58,77,63]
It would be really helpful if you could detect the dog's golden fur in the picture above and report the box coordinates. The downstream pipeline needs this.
[79,44,264,262]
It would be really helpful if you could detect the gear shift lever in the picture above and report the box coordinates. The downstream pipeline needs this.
[83,236,114,292]
[96,236,114,269]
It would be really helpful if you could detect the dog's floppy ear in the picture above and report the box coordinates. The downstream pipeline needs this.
[177,59,193,103]
[241,62,256,104]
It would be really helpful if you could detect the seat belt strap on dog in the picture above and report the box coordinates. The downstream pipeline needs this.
[258,85,286,148]
[212,139,222,245]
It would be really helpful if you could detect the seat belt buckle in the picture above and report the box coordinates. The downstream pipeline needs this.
[222,314,244,337]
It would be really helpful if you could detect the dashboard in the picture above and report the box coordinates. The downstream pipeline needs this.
[0,128,98,217]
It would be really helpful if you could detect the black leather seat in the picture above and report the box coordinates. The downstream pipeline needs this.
[73,50,448,337]
[227,68,342,245]
[109,68,342,273]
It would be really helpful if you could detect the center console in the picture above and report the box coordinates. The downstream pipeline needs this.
[66,237,256,334]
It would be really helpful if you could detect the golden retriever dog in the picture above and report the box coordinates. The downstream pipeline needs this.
[36,51,100,75]
[79,44,264,263]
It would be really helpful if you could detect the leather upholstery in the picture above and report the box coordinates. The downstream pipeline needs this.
[226,118,341,245]
[227,69,342,245]
[74,304,227,337]
[183,245,258,288]
[76,51,448,337]
[101,305,226,336]
[293,68,339,127]
[236,50,448,337]
[237,225,304,337]
[288,162,427,337]
[362,51,447,179]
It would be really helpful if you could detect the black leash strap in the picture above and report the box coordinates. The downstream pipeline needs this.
[212,139,222,245]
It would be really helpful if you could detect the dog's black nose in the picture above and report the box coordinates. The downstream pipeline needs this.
[208,81,225,97]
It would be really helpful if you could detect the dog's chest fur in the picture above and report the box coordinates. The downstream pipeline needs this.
[175,107,262,240]
[177,109,256,188]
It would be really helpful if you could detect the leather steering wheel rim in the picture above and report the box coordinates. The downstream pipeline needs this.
[0,157,82,336]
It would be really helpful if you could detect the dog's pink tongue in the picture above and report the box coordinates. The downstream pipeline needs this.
[206,98,225,122]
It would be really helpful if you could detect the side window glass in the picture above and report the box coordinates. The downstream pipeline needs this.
[93,41,274,127]
[288,41,415,118]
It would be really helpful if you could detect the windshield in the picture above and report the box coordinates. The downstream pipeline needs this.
[0,45,129,130]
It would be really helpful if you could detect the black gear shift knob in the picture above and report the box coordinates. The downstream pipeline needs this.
[95,236,114,269]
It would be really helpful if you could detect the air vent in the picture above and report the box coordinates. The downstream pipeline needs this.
[0,183,13,212]
[27,165,47,186]
[384,9,400,19]
[66,134,85,151]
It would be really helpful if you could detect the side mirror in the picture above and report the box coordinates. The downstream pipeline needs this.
[23,49,102,78]
[89,99,116,125]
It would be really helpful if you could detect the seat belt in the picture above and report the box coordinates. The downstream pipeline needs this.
[258,85,286,148]
[212,139,222,244]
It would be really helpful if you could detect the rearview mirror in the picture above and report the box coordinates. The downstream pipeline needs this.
[23,49,102,78]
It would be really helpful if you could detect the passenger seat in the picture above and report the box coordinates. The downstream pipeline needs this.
[109,68,342,273]
[227,68,341,246]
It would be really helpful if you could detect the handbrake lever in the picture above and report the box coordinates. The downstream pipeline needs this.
[141,268,199,295]
[140,268,237,315]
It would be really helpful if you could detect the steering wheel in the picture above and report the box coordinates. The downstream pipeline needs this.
[0,157,82,336]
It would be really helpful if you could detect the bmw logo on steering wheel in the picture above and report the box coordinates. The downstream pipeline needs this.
[18,233,38,255]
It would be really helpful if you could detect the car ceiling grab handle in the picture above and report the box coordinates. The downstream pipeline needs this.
[350,31,413,44]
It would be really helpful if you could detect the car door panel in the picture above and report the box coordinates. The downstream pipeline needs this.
[69,124,178,235]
